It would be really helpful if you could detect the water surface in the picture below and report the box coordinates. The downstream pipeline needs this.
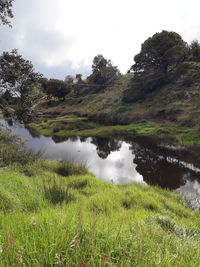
[1,119,200,197]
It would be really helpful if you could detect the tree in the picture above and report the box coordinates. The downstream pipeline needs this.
[132,31,188,74]
[88,54,120,86]
[42,79,70,100]
[189,40,200,61]
[0,49,42,119]
[0,0,14,26]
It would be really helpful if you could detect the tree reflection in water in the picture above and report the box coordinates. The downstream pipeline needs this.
[1,118,200,194]
[129,137,200,190]
[91,137,122,159]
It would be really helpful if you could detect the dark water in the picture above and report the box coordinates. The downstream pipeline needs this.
[1,119,200,196]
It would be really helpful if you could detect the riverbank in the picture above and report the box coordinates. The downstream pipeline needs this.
[27,115,200,145]
[1,128,200,265]
[31,62,200,146]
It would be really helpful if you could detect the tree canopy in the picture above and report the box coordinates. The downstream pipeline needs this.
[131,31,188,73]
[0,0,14,26]
[189,40,200,61]
[0,49,41,120]
[0,49,41,97]
[88,54,120,85]
[41,79,71,100]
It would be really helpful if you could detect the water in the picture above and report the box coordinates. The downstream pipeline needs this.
[1,119,200,196]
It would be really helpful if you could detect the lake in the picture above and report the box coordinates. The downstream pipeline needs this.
[1,119,200,197]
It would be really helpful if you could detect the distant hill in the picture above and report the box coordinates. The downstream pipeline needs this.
[35,61,200,130]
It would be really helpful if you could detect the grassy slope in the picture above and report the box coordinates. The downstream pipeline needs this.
[31,62,200,144]
[2,160,200,266]
[1,130,200,265]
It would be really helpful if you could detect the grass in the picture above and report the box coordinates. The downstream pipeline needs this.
[31,63,200,145]
[1,129,200,265]
[1,163,200,266]
[0,128,40,167]
[27,116,200,145]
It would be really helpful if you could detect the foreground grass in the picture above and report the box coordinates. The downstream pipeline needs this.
[1,160,200,266]
[27,116,200,145]
[0,130,200,265]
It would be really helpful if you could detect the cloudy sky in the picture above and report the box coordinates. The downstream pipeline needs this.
[0,0,200,79]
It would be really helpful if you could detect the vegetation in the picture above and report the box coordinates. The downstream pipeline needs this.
[0,1,42,122]
[0,0,14,26]
[189,40,200,61]
[1,128,200,265]
[123,31,188,103]
[131,31,187,74]
[0,49,42,121]
[88,54,120,87]
[41,79,71,100]
[1,3,200,265]
[18,31,196,146]
[27,116,200,145]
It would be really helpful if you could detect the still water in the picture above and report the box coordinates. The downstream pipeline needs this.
[1,119,200,196]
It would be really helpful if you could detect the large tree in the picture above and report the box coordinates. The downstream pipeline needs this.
[0,50,41,119]
[0,0,14,26]
[88,54,120,85]
[131,31,188,73]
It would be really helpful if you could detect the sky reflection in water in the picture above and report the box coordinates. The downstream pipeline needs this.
[1,119,200,196]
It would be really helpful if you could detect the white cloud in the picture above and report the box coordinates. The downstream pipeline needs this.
[0,0,200,78]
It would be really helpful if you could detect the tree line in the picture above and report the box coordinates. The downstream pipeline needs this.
[1,0,200,120]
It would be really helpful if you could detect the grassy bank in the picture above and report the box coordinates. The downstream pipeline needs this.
[1,129,200,265]
[31,62,200,145]
[27,116,200,145]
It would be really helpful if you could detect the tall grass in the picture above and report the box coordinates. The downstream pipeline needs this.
[1,129,200,265]
[0,161,200,266]
[0,128,40,166]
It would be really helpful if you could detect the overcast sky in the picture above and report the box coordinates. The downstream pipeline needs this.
[0,0,200,79]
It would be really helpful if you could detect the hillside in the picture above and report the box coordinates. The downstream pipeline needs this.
[30,61,200,144]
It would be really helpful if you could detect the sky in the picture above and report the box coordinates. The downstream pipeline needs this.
[0,0,200,79]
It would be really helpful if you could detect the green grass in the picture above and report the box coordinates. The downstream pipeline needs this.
[31,63,200,146]
[27,117,200,145]
[1,162,200,266]
[1,129,200,265]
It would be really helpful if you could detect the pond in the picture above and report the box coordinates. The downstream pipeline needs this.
[1,119,200,197]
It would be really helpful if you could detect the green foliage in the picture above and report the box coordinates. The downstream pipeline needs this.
[123,70,167,102]
[0,49,42,121]
[88,54,120,92]
[189,40,200,61]
[0,0,14,26]
[28,116,200,145]
[41,79,71,100]
[0,163,200,265]
[55,161,88,177]
[155,216,176,232]
[43,181,75,205]
[0,129,200,265]
[124,31,188,104]
[132,30,188,73]
[0,128,40,166]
